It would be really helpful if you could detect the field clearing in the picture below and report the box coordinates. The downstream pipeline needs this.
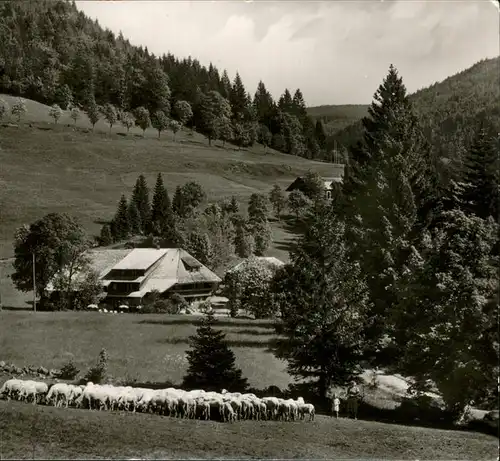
[0,94,342,260]
[0,400,496,460]
[0,311,290,389]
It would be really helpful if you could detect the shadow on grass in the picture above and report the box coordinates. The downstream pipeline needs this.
[137,318,276,329]
[273,239,295,254]
[281,215,308,235]
[93,219,111,226]
[0,306,34,311]
[224,328,276,336]
[158,336,280,349]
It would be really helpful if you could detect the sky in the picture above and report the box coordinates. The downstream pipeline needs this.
[76,0,500,107]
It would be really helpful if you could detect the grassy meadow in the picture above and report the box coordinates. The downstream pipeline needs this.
[0,310,290,389]
[1,400,496,460]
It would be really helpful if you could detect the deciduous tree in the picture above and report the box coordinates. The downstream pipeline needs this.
[48,104,63,124]
[0,98,9,121]
[121,112,135,133]
[248,193,270,224]
[151,110,169,138]
[85,95,100,131]
[234,222,254,258]
[252,220,272,256]
[224,256,279,319]
[169,119,181,141]
[393,210,499,416]
[11,98,27,122]
[269,184,287,219]
[134,106,151,137]
[288,189,310,220]
[70,107,80,126]
[102,103,117,133]
[173,100,193,127]
[12,213,91,309]
[271,205,370,397]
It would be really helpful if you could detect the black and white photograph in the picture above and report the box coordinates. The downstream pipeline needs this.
[0,0,498,459]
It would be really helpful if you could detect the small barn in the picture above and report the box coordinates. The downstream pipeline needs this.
[286,176,343,200]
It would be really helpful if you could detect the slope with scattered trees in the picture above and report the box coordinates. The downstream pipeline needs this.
[0,0,336,162]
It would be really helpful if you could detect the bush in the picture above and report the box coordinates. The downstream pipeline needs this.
[83,348,108,384]
[58,360,80,380]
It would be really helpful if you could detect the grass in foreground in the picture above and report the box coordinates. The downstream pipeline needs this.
[0,311,290,389]
[0,400,496,460]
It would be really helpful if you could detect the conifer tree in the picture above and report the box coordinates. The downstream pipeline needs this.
[150,173,176,239]
[460,124,499,221]
[182,311,248,392]
[315,119,327,150]
[99,224,113,246]
[172,185,185,218]
[127,200,142,235]
[229,72,248,121]
[253,81,275,126]
[220,70,232,100]
[228,196,240,214]
[253,220,272,256]
[341,65,440,361]
[113,195,130,241]
[131,174,150,233]
[278,89,293,113]
[234,223,254,258]
[291,89,307,120]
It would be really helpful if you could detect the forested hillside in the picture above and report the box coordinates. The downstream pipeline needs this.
[0,0,331,161]
[327,57,500,167]
[306,104,368,135]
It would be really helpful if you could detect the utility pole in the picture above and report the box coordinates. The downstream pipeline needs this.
[32,252,36,313]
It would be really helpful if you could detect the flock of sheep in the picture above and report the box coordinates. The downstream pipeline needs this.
[0,379,315,422]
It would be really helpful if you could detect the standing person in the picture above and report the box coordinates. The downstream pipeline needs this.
[332,393,340,419]
[346,381,361,419]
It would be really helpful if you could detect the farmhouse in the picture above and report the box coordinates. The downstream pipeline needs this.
[286,175,343,200]
[48,248,221,308]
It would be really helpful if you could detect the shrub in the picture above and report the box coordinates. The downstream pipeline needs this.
[58,360,80,380]
[83,348,108,384]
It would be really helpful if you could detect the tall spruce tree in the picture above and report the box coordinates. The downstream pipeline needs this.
[150,173,175,239]
[182,311,248,392]
[460,123,499,221]
[113,195,131,241]
[315,119,327,150]
[229,72,248,121]
[131,174,150,233]
[278,89,293,113]
[341,65,440,363]
[172,185,185,218]
[127,201,142,235]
